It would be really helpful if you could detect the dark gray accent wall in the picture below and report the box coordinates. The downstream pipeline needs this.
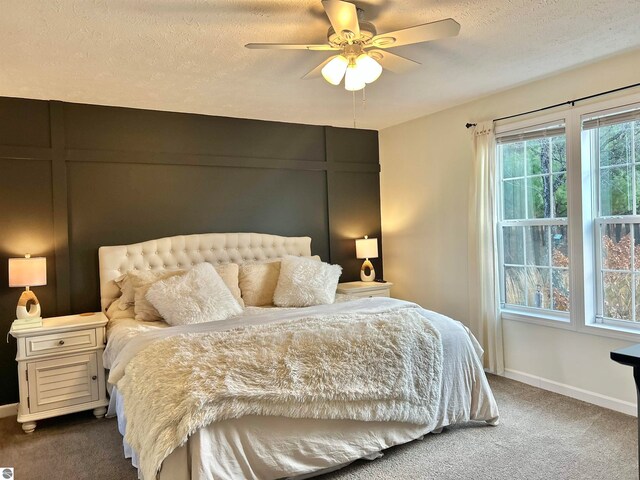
[326,127,383,280]
[0,97,382,405]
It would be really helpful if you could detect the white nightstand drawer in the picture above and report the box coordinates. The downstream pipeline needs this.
[26,329,97,358]
[27,352,100,414]
[337,281,393,298]
[352,290,390,298]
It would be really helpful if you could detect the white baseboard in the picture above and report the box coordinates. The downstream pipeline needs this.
[502,369,637,417]
[0,403,18,418]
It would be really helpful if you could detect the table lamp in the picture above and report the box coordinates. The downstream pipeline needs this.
[356,236,378,282]
[9,254,47,326]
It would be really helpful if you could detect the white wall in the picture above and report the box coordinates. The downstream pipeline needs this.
[380,48,640,409]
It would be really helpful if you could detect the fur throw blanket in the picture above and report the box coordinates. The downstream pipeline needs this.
[117,306,443,480]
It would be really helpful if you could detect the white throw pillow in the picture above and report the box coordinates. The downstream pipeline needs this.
[239,256,322,307]
[130,270,184,322]
[119,263,243,318]
[146,263,243,326]
[273,256,342,307]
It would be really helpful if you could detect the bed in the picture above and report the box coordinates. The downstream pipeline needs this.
[98,232,499,480]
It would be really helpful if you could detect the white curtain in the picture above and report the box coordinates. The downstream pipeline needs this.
[468,121,504,374]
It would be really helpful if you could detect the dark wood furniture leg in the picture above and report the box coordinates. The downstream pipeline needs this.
[635,366,640,473]
[611,345,640,479]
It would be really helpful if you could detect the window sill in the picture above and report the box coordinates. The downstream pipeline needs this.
[579,321,640,343]
[501,309,573,331]
[502,309,640,343]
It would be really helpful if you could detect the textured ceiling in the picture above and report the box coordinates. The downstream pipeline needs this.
[1,0,639,130]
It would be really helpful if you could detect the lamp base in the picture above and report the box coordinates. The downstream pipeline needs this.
[360,259,375,282]
[16,289,42,320]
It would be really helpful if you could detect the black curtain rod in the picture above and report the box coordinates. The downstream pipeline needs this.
[465,81,640,129]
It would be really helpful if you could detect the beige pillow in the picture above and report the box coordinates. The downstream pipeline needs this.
[115,274,135,310]
[105,297,135,320]
[239,256,321,307]
[215,263,244,308]
[239,262,281,306]
[130,270,184,322]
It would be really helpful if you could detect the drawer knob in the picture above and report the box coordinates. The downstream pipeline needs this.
[92,375,97,381]
[58,340,65,345]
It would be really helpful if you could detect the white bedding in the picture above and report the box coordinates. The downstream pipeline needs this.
[105,297,499,480]
[103,295,356,370]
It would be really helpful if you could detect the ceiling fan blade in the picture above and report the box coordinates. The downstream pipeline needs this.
[371,18,460,48]
[302,56,338,79]
[245,43,338,50]
[369,49,420,74]
[322,0,360,39]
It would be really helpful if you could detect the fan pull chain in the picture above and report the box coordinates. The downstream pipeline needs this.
[352,90,357,128]
[362,86,366,110]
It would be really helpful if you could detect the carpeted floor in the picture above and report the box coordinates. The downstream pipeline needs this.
[0,375,636,480]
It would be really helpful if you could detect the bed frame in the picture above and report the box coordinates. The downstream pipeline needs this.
[98,232,311,312]
[97,232,500,480]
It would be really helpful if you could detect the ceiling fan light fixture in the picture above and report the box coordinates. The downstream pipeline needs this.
[355,53,382,84]
[321,55,349,85]
[247,3,461,95]
[344,63,365,91]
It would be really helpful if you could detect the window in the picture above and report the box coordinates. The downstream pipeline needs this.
[497,124,569,317]
[496,96,640,339]
[583,106,640,327]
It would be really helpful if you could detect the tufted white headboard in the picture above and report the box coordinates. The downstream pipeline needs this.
[98,232,312,312]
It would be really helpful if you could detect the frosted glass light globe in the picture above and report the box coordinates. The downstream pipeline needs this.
[355,54,383,84]
[321,56,349,85]
[344,64,365,91]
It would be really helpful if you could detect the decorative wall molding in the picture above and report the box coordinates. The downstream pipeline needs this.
[503,368,636,417]
[0,145,52,160]
[64,149,380,173]
[50,101,71,314]
[0,97,382,404]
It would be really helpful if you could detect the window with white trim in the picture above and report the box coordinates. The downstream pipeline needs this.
[495,95,640,338]
[583,105,640,328]
[497,123,570,317]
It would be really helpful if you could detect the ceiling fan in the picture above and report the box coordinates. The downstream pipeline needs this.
[245,0,460,91]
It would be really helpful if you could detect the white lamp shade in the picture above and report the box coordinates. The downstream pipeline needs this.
[356,237,378,259]
[321,55,349,86]
[344,64,365,91]
[9,256,47,287]
[355,54,383,84]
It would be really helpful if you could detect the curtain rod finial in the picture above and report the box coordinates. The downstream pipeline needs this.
[466,123,477,129]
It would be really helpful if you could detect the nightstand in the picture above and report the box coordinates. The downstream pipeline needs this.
[337,281,393,298]
[9,312,109,433]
